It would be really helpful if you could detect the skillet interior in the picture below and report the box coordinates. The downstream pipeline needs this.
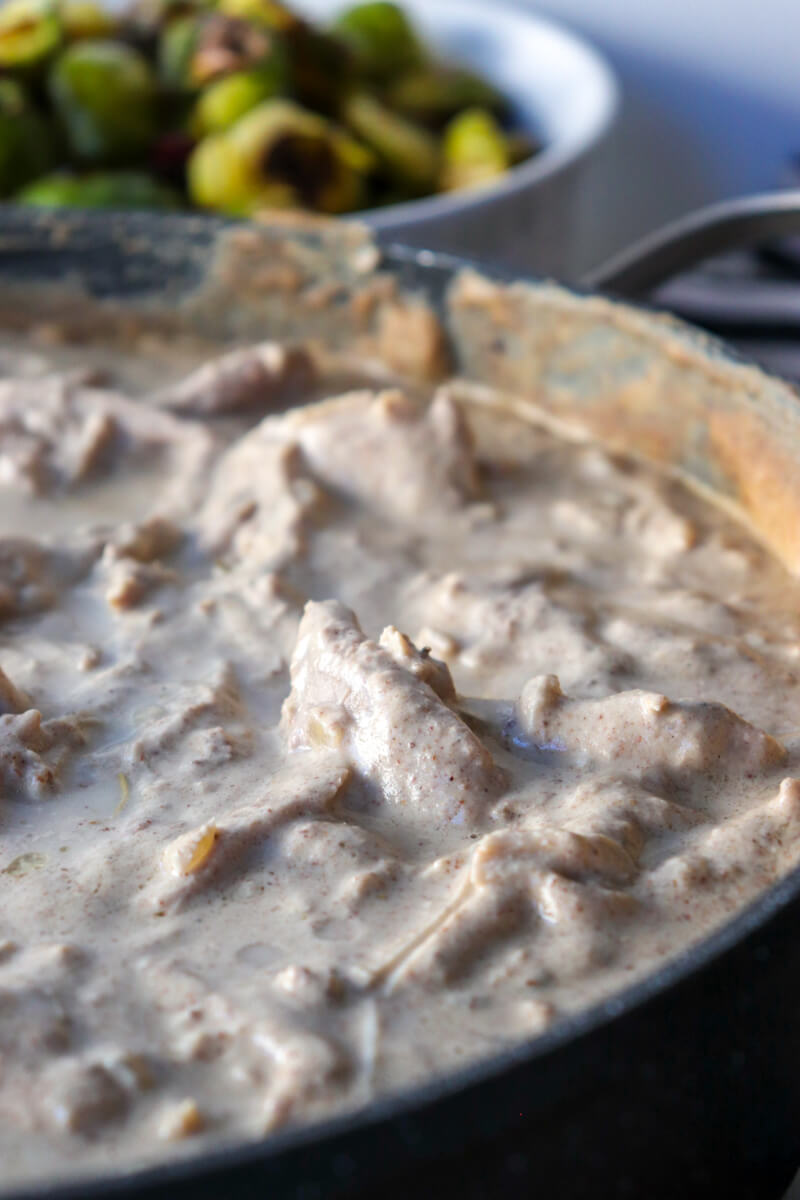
[1,206,800,1200]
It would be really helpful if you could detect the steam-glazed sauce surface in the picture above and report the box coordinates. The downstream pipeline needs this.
[2,331,800,1187]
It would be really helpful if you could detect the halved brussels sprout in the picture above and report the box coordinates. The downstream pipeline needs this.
[285,24,351,115]
[17,168,181,209]
[0,0,62,73]
[0,79,57,196]
[440,106,510,191]
[59,1,116,41]
[333,1,424,79]
[159,12,279,89]
[220,0,351,114]
[189,98,374,215]
[343,90,438,191]
[215,0,299,32]
[387,66,509,129]
[190,65,283,136]
[49,39,158,161]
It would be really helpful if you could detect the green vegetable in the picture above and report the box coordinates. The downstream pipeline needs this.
[130,0,212,29]
[59,0,116,40]
[17,168,181,208]
[387,66,508,128]
[49,40,158,161]
[159,12,278,89]
[218,0,351,114]
[190,65,283,135]
[284,24,351,115]
[0,0,536,218]
[343,90,438,191]
[215,0,299,32]
[0,0,62,73]
[440,106,509,191]
[156,12,197,85]
[189,98,373,215]
[0,79,57,197]
[333,1,424,79]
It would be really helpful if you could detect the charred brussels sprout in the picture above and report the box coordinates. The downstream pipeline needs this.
[387,66,509,129]
[215,0,299,32]
[49,40,158,161]
[187,129,260,214]
[218,0,351,114]
[189,99,373,215]
[190,65,283,135]
[159,12,279,89]
[0,0,537,217]
[333,1,423,80]
[343,91,438,191]
[0,0,62,73]
[440,106,510,191]
[59,1,116,40]
[284,24,351,115]
[0,79,57,196]
[17,168,181,208]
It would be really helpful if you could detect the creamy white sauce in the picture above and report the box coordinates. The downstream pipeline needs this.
[1,336,799,1188]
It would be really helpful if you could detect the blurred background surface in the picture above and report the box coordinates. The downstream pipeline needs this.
[525,0,800,272]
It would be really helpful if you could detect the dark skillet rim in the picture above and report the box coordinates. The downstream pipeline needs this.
[3,223,800,1200]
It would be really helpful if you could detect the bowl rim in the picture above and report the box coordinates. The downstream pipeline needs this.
[1,221,799,1198]
[340,0,621,229]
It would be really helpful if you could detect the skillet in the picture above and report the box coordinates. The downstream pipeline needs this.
[2,198,800,1200]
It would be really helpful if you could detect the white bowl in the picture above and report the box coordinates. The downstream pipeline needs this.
[298,0,619,277]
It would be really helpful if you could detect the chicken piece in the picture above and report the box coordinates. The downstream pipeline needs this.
[386,824,638,990]
[409,570,629,698]
[194,431,326,568]
[0,374,205,495]
[129,661,250,774]
[0,535,99,621]
[152,342,316,416]
[150,758,352,909]
[0,709,88,802]
[647,777,800,903]
[281,600,505,826]
[515,675,786,782]
[377,625,455,701]
[109,517,182,564]
[0,666,30,716]
[283,387,480,521]
[560,777,704,861]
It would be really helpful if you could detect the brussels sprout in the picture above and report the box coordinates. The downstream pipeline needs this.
[0,79,57,196]
[387,66,509,128]
[440,106,509,191]
[17,169,182,209]
[188,129,284,215]
[342,91,438,191]
[131,0,211,30]
[157,13,198,86]
[59,1,116,41]
[49,39,158,161]
[125,0,211,53]
[0,0,62,73]
[159,12,279,89]
[189,99,373,216]
[190,66,283,136]
[286,24,352,115]
[215,0,299,32]
[332,2,424,80]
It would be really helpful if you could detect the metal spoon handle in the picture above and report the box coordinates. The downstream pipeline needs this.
[582,190,800,299]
